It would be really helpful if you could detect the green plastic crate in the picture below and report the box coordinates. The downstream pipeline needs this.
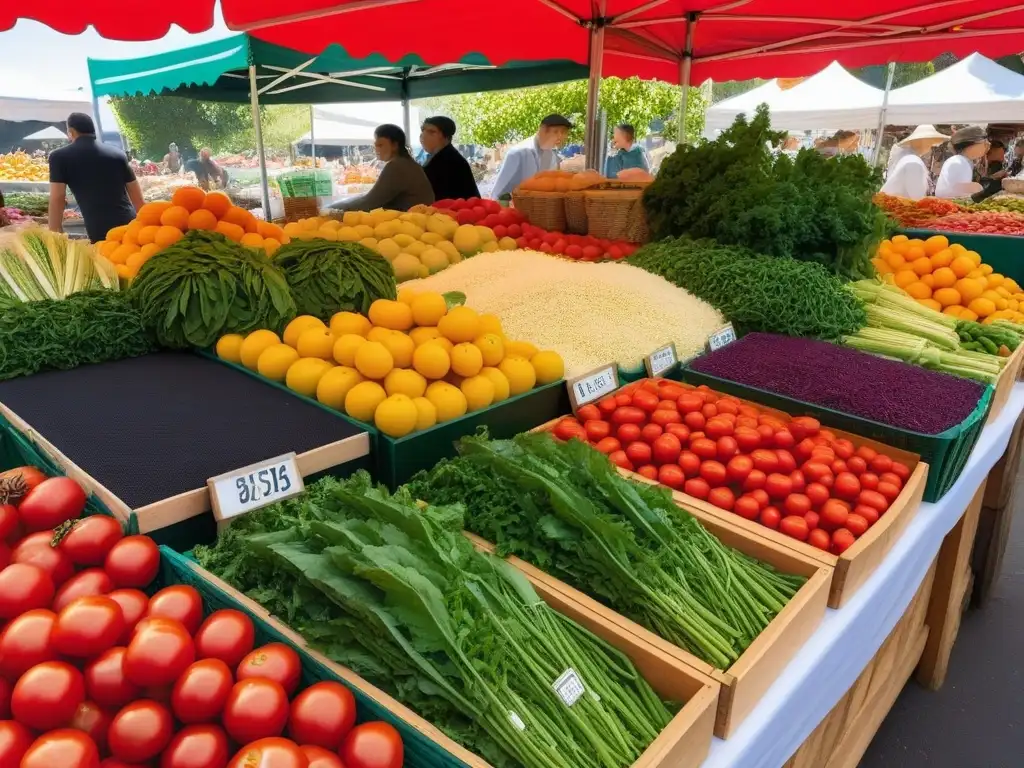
[899,229,1024,286]
[201,351,570,488]
[681,365,993,502]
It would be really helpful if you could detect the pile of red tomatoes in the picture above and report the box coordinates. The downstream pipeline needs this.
[0,466,403,768]
[550,379,911,555]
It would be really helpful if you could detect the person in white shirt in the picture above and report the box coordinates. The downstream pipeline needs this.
[490,114,572,199]
[935,125,988,199]
[880,125,949,200]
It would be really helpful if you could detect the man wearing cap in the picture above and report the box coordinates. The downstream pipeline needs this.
[47,112,143,243]
[420,116,480,202]
[490,114,572,200]
[880,125,949,200]
[935,126,989,199]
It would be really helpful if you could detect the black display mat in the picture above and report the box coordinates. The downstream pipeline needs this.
[0,353,365,509]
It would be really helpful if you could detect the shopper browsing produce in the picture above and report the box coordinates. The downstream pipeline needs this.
[47,113,143,243]
[330,124,435,213]
[935,126,989,200]
[880,125,949,200]
[185,147,229,191]
[604,123,650,179]
[419,116,480,202]
[490,113,572,199]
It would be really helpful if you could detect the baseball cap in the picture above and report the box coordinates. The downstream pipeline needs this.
[541,114,573,129]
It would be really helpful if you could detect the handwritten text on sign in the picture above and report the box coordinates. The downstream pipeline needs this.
[707,323,737,352]
[568,365,619,411]
[209,452,305,522]
[645,343,678,378]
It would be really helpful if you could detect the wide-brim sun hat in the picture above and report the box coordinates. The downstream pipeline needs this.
[898,125,950,146]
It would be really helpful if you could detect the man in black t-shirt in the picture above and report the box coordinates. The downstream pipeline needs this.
[48,113,144,242]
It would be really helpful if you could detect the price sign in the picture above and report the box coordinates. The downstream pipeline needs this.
[707,323,737,352]
[552,668,586,707]
[644,342,679,378]
[567,364,619,412]
[208,452,305,524]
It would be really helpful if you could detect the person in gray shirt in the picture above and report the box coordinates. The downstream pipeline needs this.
[330,124,435,212]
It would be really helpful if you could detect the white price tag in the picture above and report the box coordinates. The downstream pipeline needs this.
[567,364,619,412]
[208,452,305,523]
[707,323,737,352]
[509,711,527,731]
[644,343,679,378]
[552,668,586,707]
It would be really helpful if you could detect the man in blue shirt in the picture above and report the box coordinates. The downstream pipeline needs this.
[490,114,572,199]
[604,123,650,179]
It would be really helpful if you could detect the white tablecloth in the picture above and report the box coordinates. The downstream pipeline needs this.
[702,384,1024,768]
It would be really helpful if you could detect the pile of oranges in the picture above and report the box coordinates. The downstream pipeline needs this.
[95,186,289,280]
[872,234,1024,323]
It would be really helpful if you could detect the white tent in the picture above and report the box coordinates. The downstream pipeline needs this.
[0,81,92,122]
[22,126,68,141]
[295,102,421,147]
[704,62,884,134]
[886,54,1024,125]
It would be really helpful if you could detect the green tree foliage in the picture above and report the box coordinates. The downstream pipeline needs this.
[421,77,705,146]
[852,61,935,88]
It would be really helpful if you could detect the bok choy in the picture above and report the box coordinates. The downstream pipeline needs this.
[0,226,117,304]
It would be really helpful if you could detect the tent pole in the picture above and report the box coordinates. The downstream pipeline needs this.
[248,65,272,218]
[677,13,697,143]
[309,104,316,167]
[584,22,606,171]
[873,61,896,167]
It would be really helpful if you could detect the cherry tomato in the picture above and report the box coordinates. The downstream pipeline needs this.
[608,450,633,471]
[779,516,810,541]
[789,470,806,493]
[70,700,113,753]
[734,495,760,520]
[0,677,9,718]
[725,455,752,484]
[147,585,204,635]
[760,507,782,530]
[287,681,356,750]
[553,418,585,442]
[859,472,879,491]
[733,427,760,453]
[829,459,847,475]
[195,610,255,670]
[805,482,830,508]
[876,482,902,503]
[878,472,903,489]
[683,477,710,500]
[59,516,124,567]
[223,678,290,744]
[794,438,816,463]
[657,464,685,490]
[716,436,738,461]
[683,411,706,431]
[125,618,195,687]
[616,422,643,445]
[625,442,652,467]
[857,490,889,513]
[651,409,682,427]
[576,404,601,422]
[651,434,681,465]
[172,658,233,724]
[853,505,880,526]
[750,449,779,474]
[54,596,126,659]
[0,505,20,545]
[869,454,893,474]
[228,738,307,768]
[699,460,727,487]
[890,461,911,482]
[659,383,685,400]
[581,420,608,443]
[677,393,704,413]
[690,438,717,460]
[53,568,114,612]
[701,403,718,419]
[846,514,870,538]
[101,760,149,768]
[104,536,160,589]
[610,406,645,425]
[790,416,820,439]
[773,429,795,450]
[0,563,54,619]
[832,472,861,501]
[636,465,658,480]
[802,462,832,483]
[657,399,678,412]
[846,456,867,474]
[832,528,856,554]
[86,647,142,709]
[704,419,733,440]
[832,439,855,460]
[774,450,797,475]
[108,700,173,763]
[715,398,739,415]
[855,445,877,462]
[784,494,811,516]
[341,722,404,768]
[597,396,617,416]
[0,720,32,765]
[819,499,851,531]
[20,729,99,768]
[107,589,149,644]
[742,469,767,491]
[594,437,621,455]
[0,608,57,680]
[160,724,231,768]
[18,478,87,533]
[708,487,735,511]
[630,389,660,413]
[12,660,86,731]
[678,451,701,478]
[764,473,793,500]
[303,745,346,768]
[12,531,75,586]
[615,392,633,407]
[804,510,820,531]
[756,424,775,442]
[749,489,770,509]
[808,529,831,551]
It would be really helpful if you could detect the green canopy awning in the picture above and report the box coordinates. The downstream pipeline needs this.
[88,34,587,104]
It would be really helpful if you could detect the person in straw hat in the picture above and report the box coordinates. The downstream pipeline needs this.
[880,125,949,200]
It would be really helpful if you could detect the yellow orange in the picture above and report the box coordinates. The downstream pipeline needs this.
[891,234,909,244]
[137,225,159,246]
[949,256,974,279]
[968,297,996,318]
[932,287,961,308]
[155,226,184,248]
[954,278,984,304]
[893,270,918,289]
[187,208,218,231]
[215,221,245,242]
[160,205,190,230]
[201,191,232,219]
[910,257,932,276]
[920,274,935,289]
[931,267,956,289]
[172,185,206,212]
[884,251,907,269]
[929,249,953,269]
[136,201,171,226]
[924,235,949,255]
[904,281,931,300]
[240,233,264,248]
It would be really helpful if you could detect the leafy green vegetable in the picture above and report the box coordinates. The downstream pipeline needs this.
[273,239,395,319]
[130,231,295,349]
[642,105,888,280]
[0,227,117,303]
[407,431,805,669]
[195,472,673,768]
[629,237,866,340]
[1,192,48,217]
[0,291,155,381]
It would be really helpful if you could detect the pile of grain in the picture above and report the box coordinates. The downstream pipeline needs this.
[405,251,725,376]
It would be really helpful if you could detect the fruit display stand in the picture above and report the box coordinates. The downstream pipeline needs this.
[0,352,371,547]
[204,352,570,488]
[899,229,1024,287]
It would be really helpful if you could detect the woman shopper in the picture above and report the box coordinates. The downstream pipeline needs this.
[604,123,649,179]
[879,125,949,200]
[935,125,990,199]
[330,124,434,212]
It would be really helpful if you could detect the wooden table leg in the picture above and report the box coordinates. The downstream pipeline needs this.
[915,481,986,690]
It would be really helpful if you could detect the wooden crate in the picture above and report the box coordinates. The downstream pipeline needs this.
[536,389,928,609]
[986,342,1024,426]
[185,542,721,768]
[468,513,832,740]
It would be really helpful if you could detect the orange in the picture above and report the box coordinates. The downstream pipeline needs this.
[139,243,159,259]
[155,226,184,248]
[910,257,932,276]
[106,224,128,242]
[97,240,119,258]
[932,287,961,308]
[160,205,190,230]
[264,239,281,257]
[110,243,138,265]
[891,234,909,244]
[929,249,953,269]
[171,186,206,212]
[967,268,984,279]
[893,270,918,289]
[115,264,131,280]
[968,297,996,318]
[122,230,139,247]
[954,278,984,304]
[240,233,264,248]
[257,222,285,241]
[215,221,245,242]
[965,250,982,267]
[942,305,963,318]
[980,264,994,276]
[931,267,957,289]
[884,251,906,269]
[905,245,926,262]
[222,206,257,233]
[986,274,1004,289]
[919,299,942,312]
[924,235,949,255]
[137,225,160,245]
[949,243,967,255]
[920,274,935,289]
[126,251,146,271]
[136,201,172,226]
[187,209,218,231]
[891,239,911,256]
[949,256,974,279]
[905,281,931,300]
[959,309,979,322]
[201,191,232,219]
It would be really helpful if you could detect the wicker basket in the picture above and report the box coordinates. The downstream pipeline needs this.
[584,187,650,243]
[283,196,321,222]
[564,191,588,234]
[511,190,567,232]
